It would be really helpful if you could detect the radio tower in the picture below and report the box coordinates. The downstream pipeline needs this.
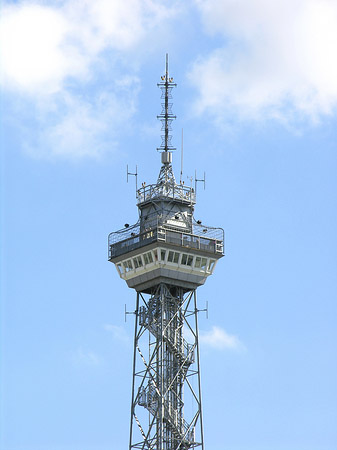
[108,55,224,450]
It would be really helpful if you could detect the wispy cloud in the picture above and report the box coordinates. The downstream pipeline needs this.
[72,347,101,366]
[0,0,176,160]
[104,324,130,344]
[199,326,244,350]
[192,0,337,124]
[22,77,140,160]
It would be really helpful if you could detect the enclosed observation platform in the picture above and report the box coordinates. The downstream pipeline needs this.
[108,216,224,293]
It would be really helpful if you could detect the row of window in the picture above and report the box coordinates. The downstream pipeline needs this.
[116,248,216,276]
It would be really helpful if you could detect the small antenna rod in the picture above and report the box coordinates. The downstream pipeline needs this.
[180,128,184,184]
[127,164,138,196]
[195,170,206,194]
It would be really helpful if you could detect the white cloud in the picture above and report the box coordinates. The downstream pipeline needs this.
[192,0,337,123]
[199,326,243,350]
[104,324,130,344]
[0,0,176,159]
[0,4,85,94]
[0,0,174,93]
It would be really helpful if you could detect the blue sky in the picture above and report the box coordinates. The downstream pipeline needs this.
[1,1,336,449]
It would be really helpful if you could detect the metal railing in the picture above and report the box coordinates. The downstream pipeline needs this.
[136,183,196,205]
[108,218,224,259]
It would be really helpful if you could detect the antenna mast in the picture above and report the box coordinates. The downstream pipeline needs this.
[157,54,177,153]
[180,128,184,184]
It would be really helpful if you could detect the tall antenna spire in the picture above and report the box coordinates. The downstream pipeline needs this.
[157,53,177,154]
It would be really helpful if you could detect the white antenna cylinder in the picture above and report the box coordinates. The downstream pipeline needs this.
[161,151,172,164]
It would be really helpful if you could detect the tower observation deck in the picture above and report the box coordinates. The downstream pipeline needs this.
[108,55,224,450]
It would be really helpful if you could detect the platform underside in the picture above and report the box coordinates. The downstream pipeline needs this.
[125,267,207,293]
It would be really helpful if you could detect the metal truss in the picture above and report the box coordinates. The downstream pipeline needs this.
[157,54,177,153]
[156,162,176,190]
[129,284,204,450]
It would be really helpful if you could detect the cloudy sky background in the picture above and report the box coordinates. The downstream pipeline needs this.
[1,0,336,449]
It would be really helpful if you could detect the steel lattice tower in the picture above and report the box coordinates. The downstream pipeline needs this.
[108,55,224,450]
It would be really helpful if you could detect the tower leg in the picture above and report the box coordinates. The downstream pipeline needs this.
[194,290,204,450]
[129,292,140,449]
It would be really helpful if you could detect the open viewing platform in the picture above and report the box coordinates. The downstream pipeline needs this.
[108,219,224,260]
[136,183,196,206]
